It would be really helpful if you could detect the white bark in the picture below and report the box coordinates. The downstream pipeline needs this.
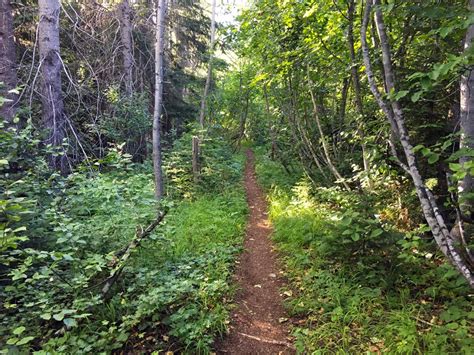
[38,0,68,173]
[459,0,474,220]
[153,0,167,200]
[361,0,473,287]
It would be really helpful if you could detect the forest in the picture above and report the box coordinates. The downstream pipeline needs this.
[0,0,473,353]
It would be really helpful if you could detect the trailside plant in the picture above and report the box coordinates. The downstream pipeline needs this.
[255,151,473,354]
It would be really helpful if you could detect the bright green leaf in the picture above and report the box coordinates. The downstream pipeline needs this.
[16,336,35,346]
[13,326,26,335]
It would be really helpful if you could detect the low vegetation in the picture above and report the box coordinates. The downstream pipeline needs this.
[1,0,474,353]
[1,128,246,353]
[255,150,473,354]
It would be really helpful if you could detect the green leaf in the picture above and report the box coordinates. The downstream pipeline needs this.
[439,26,452,38]
[449,163,462,172]
[6,337,18,345]
[0,159,8,165]
[446,322,459,330]
[428,153,440,164]
[441,140,452,151]
[40,313,52,320]
[413,144,425,153]
[13,326,26,335]
[63,318,77,328]
[16,336,35,346]
[411,91,423,102]
[370,229,384,238]
[421,147,431,156]
[53,313,64,321]
[341,217,352,226]
[393,90,409,100]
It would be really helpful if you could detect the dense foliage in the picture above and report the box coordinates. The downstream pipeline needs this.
[1,0,474,353]
[216,0,474,285]
[212,0,474,351]
[256,150,473,353]
[1,124,246,353]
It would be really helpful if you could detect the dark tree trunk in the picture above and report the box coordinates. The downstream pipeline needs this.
[118,0,134,97]
[0,0,18,125]
[199,0,217,128]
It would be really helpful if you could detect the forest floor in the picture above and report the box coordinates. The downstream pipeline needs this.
[215,150,295,354]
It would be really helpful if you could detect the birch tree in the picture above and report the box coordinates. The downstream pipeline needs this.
[361,0,473,287]
[459,0,474,224]
[38,0,68,173]
[153,0,167,200]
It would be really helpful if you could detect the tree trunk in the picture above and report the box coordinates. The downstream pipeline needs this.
[459,0,474,222]
[153,0,167,200]
[0,0,18,125]
[287,75,329,181]
[38,0,68,174]
[118,0,134,97]
[362,0,473,287]
[198,0,217,129]
[338,77,349,132]
[347,0,371,186]
[307,69,351,191]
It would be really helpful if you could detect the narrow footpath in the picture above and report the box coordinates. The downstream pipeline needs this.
[215,150,295,354]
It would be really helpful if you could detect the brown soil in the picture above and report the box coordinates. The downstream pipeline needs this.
[214,150,295,355]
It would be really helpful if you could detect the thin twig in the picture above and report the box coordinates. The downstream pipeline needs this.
[237,332,295,349]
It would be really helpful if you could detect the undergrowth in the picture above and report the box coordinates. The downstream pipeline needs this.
[1,129,246,354]
[255,150,473,354]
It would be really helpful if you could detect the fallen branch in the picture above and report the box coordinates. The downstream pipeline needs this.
[101,210,168,299]
[237,332,295,349]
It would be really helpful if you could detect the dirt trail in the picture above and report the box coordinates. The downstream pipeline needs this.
[215,150,294,354]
